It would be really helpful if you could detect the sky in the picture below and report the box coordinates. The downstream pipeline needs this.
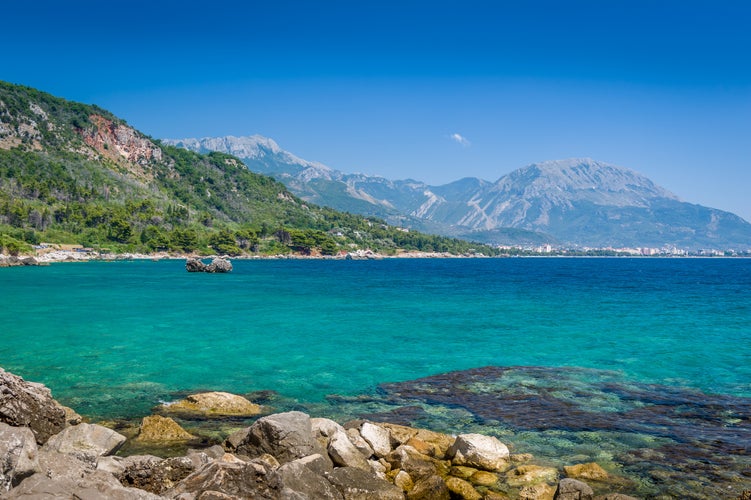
[3,0,750,220]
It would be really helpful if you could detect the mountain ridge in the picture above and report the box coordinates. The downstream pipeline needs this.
[165,135,751,250]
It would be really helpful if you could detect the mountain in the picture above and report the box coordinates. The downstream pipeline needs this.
[167,135,751,250]
[0,81,493,257]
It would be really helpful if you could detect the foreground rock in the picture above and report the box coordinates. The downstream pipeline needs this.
[160,391,262,418]
[43,423,127,463]
[0,423,39,490]
[185,257,233,273]
[0,367,66,444]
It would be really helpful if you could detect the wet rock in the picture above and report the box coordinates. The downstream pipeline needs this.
[564,462,609,481]
[160,391,261,418]
[554,478,594,500]
[42,422,126,463]
[0,367,66,444]
[326,466,404,500]
[445,476,483,500]
[470,469,500,488]
[0,423,39,490]
[380,423,455,458]
[137,415,195,442]
[520,482,556,500]
[360,422,393,458]
[165,458,282,499]
[447,433,510,472]
[406,474,451,500]
[234,411,328,465]
[506,464,558,487]
[595,494,639,500]
[277,457,343,499]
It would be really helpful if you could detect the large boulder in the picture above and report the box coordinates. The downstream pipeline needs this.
[326,466,404,500]
[553,478,595,500]
[0,423,39,491]
[234,411,328,464]
[5,472,164,499]
[328,429,371,470]
[42,422,126,463]
[0,367,66,444]
[447,433,510,472]
[160,391,261,418]
[185,258,207,272]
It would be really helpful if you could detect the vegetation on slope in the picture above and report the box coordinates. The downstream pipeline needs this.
[0,81,497,257]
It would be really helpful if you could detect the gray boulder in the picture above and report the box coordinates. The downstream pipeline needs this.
[0,367,66,444]
[277,458,343,499]
[117,454,196,495]
[0,423,39,491]
[554,477,595,500]
[42,422,126,463]
[328,429,371,470]
[5,473,165,499]
[326,466,404,500]
[234,411,328,465]
[360,422,393,458]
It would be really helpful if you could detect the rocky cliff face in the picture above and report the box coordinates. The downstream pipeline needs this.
[82,115,162,178]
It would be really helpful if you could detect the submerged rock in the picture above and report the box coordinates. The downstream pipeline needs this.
[136,415,195,442]
[160,391,261,418]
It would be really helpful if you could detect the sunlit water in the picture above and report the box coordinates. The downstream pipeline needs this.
[1,257,749,498]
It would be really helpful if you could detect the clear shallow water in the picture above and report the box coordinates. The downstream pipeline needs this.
[1,258,750,498]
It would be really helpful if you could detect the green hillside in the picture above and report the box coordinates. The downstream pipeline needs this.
[0,81,496,257]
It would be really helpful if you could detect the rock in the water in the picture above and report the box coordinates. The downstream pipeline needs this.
[161,391,261,418]
[206,257,233,273]
[186,257,233,273]
[506,464,558,486]
[326,466,404,500]
[564,462,609,481]
[0,423,39,491]
[234,411,328,465]
[445,476,483,500]
[0,367,67,444]
[186,258,207,272]
[554,478,594,500]
[447,433,510,472]
[406,474,451,500]
[136,415,195,441]
[42,423,126,463]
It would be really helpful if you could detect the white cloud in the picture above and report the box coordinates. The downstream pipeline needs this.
[450,133,470,147]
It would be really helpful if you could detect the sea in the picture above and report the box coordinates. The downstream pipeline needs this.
[1,257,749,498]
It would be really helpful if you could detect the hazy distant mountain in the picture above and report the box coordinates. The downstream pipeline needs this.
[165,136,751,250]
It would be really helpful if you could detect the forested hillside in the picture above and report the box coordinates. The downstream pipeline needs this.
[0,81,495,256]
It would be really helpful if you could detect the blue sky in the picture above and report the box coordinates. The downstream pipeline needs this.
[3,0,750,220]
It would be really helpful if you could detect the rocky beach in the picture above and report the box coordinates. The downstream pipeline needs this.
[0,366,658,500]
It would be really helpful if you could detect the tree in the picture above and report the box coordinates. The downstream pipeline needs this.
[107,217,133,243]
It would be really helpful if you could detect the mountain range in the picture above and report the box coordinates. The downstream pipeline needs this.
[164,135,751,250]
[0,81,488,257]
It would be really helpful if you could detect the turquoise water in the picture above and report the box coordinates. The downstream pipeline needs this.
[1,258,749,418]
[2,257,750,498]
